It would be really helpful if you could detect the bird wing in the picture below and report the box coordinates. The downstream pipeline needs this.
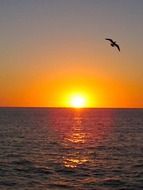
[105,38,114,43]
[115,43,120,51]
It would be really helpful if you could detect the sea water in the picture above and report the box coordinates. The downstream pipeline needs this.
[0,108,143,190]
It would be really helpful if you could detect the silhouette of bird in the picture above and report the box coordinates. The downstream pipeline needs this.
[105,38,120,52]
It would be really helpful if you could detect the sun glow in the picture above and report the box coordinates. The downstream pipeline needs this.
[70,95,86,108]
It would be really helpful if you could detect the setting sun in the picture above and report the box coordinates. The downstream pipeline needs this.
[63,90,94,108]
[70,95,86,108]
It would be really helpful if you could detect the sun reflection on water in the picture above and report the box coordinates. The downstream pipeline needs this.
[53,109,114,169]
[64,156,88,168]
[63,111,89,168]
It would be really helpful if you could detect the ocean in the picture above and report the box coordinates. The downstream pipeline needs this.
[0,108,143,190]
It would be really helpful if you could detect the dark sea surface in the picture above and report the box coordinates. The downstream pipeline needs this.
[0,108,143,190]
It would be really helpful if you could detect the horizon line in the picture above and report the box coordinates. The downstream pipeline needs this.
[0,106,143,109]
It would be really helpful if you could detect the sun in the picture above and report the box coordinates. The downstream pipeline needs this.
[70,95,86,108]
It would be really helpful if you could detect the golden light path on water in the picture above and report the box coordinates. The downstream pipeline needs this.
[63,112,88,168]
[61,109,113,168]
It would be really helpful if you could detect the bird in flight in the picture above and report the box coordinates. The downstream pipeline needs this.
[105,38,120,52]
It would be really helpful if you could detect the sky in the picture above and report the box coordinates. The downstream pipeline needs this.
[0,0,143,107]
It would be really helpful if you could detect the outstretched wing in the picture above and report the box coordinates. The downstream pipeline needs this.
[115,43,120,51]
[105,38,114,43]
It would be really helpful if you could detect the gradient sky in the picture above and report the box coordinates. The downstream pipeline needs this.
[0,0,143,107]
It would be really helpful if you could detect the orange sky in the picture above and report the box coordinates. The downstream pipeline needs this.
[0,1,143,107]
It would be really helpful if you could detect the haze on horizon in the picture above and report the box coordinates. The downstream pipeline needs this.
[0,0,143,108]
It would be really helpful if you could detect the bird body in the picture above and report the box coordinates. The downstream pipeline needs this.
[105,38,120,51]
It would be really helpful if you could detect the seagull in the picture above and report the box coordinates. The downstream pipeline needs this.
[105,38,120,52]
